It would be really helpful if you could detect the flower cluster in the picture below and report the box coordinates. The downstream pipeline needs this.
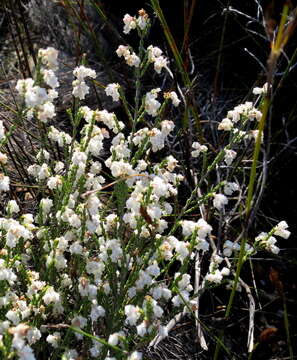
[16,48,60,123]
[218,101,262,131]
[123,9,149,34]
[0,8,291,360]
[116,45,141,67]
[255,221,290,254]
[72,65,96,100]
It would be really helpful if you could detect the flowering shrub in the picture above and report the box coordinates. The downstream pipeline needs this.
[0,8,291,360]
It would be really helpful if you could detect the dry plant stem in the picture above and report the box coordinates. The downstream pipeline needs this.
[225,258,255,353]
[89,0,123,43]
[69,326,126,355]
[282,292,294,360]
[16,0,36,66]
[6,0,32,78]
[182,0,197,72]
[149,186,208,349]
[213,95,270,360]
[63,0,114,81]
[6,10,26,78]
[150,0,203,140]
[213,0,230,101]
[214,5,294,359]
[195,252,208,350]
[148,309,188,348]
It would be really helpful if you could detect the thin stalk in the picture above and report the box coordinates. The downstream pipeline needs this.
[282,292,294,359]
[63,0,114,81]
[213,0,230,101]
[16,0,37,65]
[6,0,32,77]
[214,4,294,359]
[150,0,202,139]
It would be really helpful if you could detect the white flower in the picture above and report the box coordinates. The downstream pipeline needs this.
[253,83,268,95]
[17,345,36,360]
[72,150,87,165]
[147,45,163,61]
[274,221,290,239]
[161,120,174,135]
[69,241,83,254]
[196,238,209,252]
[7,200,20,214]
[137,322,147,337]
[116,45,130,58]
[128,351,143,360]
[224,182,239,195]
[90,161,102,175]
[125,305,141,325]
[205,269,223,284]
[253,87,263,95]
[90,342,103,357]
[46,332,61,348]
[218,118,233,131]
[172,290,190,307]
[248,109,262,121]
[164,91,180,107]
[0,120,5,140]
[73,65,96,81]
[175,241,190,262]
[27,328,41,345]
[123,14,137,34]
[90,302,105,321]
[223,240,240,257]
[266,236,280,254]
[255,232,279,254]
[178,274,192,290]
[72,66,96,100]
[221,267,230,276]
[72,80,89,100]
[146,262,160,277]
[137,9,149,30]
[145,89,161,116]
[36,149,50,162]
[224,149,237,166]
[181,220,196,237]
[0,152,7,164]
[0,174,9,191]
[43,287,60,305]
[25,86,48,107]
[48,126,71,146]
[108,333,120,346]
[95,109,122,133]
[47,175,62,190]
[48,89,58,101]
[38,163,50,180]
[16,78,34,96]
[68,214,81,229]
[151,176,168,197]
[38,47,59,70]
[41,69,59,88]
[62,349,78,360]
[191,142,208,157]
[154,56,168,74]
[116,45,141,67]
[126,52,141,67]
[109,160,133,177]
[105,83,120,102]
[37,102,56,123]
[149,128,165,152]
[213,193,228,210]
